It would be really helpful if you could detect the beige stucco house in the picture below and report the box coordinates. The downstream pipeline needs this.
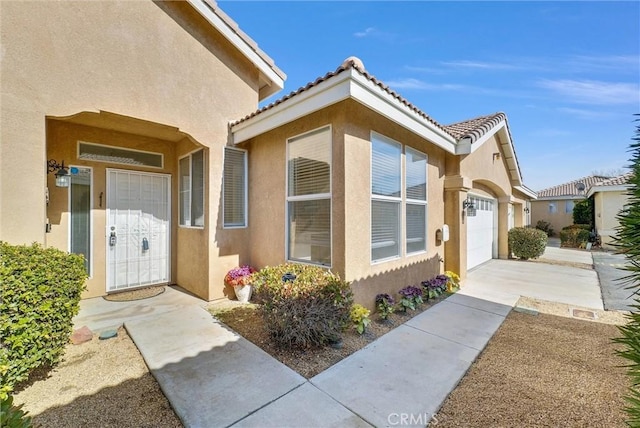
[587,173,632,248]
[1,1,535,307]
[531,175,608,235]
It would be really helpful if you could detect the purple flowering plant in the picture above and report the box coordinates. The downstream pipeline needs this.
[398,285,423,311]
[224,265,256,287]
[375,293,396,320]
[421,274,449,299]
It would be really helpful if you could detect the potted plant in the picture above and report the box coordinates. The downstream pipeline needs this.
[224,265,256,303]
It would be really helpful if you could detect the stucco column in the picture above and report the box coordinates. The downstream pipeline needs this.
[444,175,471,280]
[498,197,511,259]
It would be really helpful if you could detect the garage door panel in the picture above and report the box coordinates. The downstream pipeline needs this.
[467,196,495,269]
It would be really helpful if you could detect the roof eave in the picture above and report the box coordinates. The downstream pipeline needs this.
[514,185,537,199]
[189,0,285,100]
[456,119,524,187]
[231,68,457,153]
[586,184,631,198]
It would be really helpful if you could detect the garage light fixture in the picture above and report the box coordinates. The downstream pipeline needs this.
[47,159,70,188]
[463,198,475,211]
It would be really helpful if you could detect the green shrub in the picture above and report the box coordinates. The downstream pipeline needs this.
[0,242,87,399]
[0,395,32,428]
[252,263,353,349]
[573,198,593,226]
[535,220,554,237]
[508,227,547,260]
[561,224,591,231]
[559,228,590,248]
[612,116,640,426]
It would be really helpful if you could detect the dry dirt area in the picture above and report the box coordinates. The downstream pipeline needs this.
[434,311,629,427]
[12,288,632,427]
[13,327,182,428]
[209,295,447,378]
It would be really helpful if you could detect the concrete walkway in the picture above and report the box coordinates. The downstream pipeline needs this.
[73,249,606,427]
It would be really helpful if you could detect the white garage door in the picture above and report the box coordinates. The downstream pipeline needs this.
[467,195,496,270]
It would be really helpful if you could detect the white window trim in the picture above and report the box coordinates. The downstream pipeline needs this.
[371,132,403,264]
[178,149,205,229]
[285,125,333,267]
[67,166,94,278]
[77,141,164,169]
[223,147,248,229]
[405,146,428,256]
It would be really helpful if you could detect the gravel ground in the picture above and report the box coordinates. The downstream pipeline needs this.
[13,327,182,428]
[434,311,629,427]
[12,286,631,427]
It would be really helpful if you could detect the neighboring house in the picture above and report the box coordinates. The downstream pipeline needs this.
[587,173,633,248]
[531,175,609,235]
[1,1,536,306]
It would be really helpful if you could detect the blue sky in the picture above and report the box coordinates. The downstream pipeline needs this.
[220,1,640,191]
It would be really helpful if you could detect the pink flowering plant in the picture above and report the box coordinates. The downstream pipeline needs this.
[224,265,256,287]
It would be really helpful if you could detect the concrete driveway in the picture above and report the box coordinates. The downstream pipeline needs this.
[461,258,604,310]
[593,252,637,311]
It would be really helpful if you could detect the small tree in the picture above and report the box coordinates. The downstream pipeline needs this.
[612,116,640,426]
[573,198,593,227]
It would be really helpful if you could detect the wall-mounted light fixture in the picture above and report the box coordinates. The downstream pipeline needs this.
[463,198,476,216]
[524,207,530,214]
[463,198,475,211]
[47,159,70,188]
[493,152,501,161]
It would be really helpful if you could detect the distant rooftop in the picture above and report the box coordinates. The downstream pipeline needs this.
[536,175,611,198]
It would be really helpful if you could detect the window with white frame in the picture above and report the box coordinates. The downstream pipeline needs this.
[371,134,402,262]
[565,200,575,214]
[405,147,427,254]
[548,202,557,214]
[223,148,247,228]
[287,127,331,266]
[179,150,204,227]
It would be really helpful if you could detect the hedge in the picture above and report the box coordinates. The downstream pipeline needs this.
[0,242,87,399]
[252,263,353,349]
[508,227,547,260]
[559,228,590,248]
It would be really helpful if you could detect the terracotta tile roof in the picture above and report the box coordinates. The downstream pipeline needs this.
[592,172,633,187]
[203,0,286,81]
[443,113,506,142]
[231,58,450,135]
[536,175,611,198]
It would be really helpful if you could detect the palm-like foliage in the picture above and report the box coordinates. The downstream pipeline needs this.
[613,115,640,426]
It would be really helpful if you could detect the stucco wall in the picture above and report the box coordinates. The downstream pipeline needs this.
[595,191,628,247]
[244,100,446,308]
[531,199,578,235]
[46,120,183,298]
[1,1,263,300]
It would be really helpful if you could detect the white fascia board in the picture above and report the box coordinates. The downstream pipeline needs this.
[586,184,631,198]
[348,73,457,153]
[534,195,586,201]
[231,72,353,143]
[232,68,458,153]
[514,185,538,199]
[188,0,284,92]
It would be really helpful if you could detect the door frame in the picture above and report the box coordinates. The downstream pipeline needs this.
[105,168,172,292]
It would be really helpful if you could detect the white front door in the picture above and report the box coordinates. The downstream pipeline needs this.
[467,195,496,270]
[106,169,171,292]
